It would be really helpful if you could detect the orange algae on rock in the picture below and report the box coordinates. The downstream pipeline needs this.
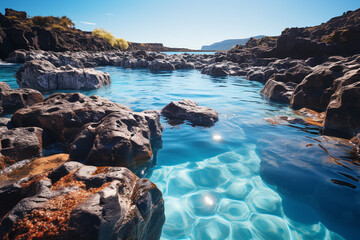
[4,167,111,240]
[295,108,325,127]
[0,154,69,189]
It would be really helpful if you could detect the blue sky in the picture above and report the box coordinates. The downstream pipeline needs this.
[1,0,359,49]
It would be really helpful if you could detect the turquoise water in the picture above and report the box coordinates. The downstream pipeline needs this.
[1,64,359,240]
[163,51,216,55]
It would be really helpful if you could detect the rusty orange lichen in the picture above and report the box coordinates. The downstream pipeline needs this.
[303,118,324,127]
[0,154,69,189]
[295,108,325,127]
[51,172,86,191]
[4,171,111,240]
[0,155,15,170]
[91,166,111,175]
[20,174,47,189]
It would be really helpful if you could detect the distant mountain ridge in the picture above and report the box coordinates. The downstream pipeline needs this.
[201,35,266,51]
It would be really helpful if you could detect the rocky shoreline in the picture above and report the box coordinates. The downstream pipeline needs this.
[0,76,219,238]
[0,7,360,240]
[6,48,360,141]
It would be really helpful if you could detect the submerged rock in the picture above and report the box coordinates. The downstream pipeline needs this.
[257,135,360,238]
[15,60,111,91]
[0,81,43,114]
[264,108,325,128]
[0,161,165,240]
[69,110,163,167]
[11,92,131,143]
[161,99,218,126]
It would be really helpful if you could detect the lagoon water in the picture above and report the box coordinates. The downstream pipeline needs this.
[0,63,359,240]
[163,51,216,55]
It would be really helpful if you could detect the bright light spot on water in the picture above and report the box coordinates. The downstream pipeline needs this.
[204,195,214,206]
[212,134,222,141]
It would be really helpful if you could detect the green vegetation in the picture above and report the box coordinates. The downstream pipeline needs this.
[31,16,75,31]
[92,28,129,50]
[114,38,129,51]
[6,14,76,32]
[321,29,351,43]
[5,13,129,50]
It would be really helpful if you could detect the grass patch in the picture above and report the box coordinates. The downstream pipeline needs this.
[92,28,129,50]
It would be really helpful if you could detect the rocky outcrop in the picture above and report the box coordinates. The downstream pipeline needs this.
[0,127,43,167]
[148,59,175,71]
[0,154,68,187]
[0,118,11,130]
[322,81,360,138]
[201,62,242,76]
[11,92,131,143]
[7,49,213,71]
[0,81,43,114]
[15,60,111,91]
[161,99,218,126]
[0,161,165,240]
[128,41,198,52]
[230,9,360,59]
[10,92,164,168]
[0,9,114,60]
[69,111,163,167]
[290,62,346,111]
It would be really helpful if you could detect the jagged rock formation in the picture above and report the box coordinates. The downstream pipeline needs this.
[69,110,163,167]
[0,9,114,60]
[11,92,163,168]
[0,81,43,114]
[0,9,201,60]
[229,9,360,60]
[15,60,111,91]
[0,127,43,169]
[0,161,165,240]
[11,92,131,143]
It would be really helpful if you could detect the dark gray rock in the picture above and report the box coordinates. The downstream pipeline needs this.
[290,62,346,111]
[161,99,218,126]
[148,59,175,71]
[0,127,42,166]
[0,161,165,240]
[15,60,111,91]
[11,92,131,143]
[261,79,293,103]
[322,81,360,138]
[0,81,44,114]
[69,110,163,168]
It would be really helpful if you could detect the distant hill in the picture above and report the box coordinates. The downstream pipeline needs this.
[201,35,266,51]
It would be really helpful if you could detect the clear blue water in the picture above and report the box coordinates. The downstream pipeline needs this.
[163,51,216,55]
[1,63,359,240]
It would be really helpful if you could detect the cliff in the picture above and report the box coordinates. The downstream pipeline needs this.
[229,8,360,59]
[0,9,115,60]
[0,9,199,60]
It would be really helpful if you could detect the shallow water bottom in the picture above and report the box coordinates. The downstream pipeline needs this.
[150,145,347,240]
